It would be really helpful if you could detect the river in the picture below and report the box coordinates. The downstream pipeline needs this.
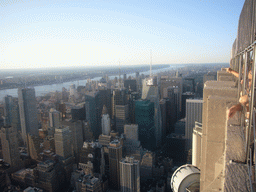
[0,65,181,101]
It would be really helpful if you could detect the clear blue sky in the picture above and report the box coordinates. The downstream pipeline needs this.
[0,0,244,69]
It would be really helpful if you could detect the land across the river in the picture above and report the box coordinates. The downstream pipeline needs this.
[0,64,170,90]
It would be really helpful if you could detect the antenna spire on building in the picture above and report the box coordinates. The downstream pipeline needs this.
[150,49,152,77]
[119,60,121,90]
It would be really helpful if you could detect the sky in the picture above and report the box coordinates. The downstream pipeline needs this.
[0,0,245,69]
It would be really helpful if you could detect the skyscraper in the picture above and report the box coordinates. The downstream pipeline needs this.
[85,92,98,138]
[115,104,129,134]
[185,99,203,151]
[27,134,41,160]
[85,90,107,138]
[61,120,83,163]
[124,124,141,159]
[141,77,162,148]
[112,89,127,119]
[160,76,183,118]
[124,124,139,142]
[124,80,137,92]
[4,95,13,126]
[54,126,74,181]
[181,92,195,118]
[128,92,140,124]
[4,95,21,131]
[109,140,122,190]
[49,108,60,128]
[54,126,72,159]
[0,126,21,168]
[159,99,167,140]
[18,88,38,144]
[120,156,140,192]
[101,105,111,136]
[135,100,155,151]
[165,87,179,133]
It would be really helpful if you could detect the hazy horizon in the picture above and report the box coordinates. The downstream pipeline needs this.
[0,63,228,73]
[0,0,243,69]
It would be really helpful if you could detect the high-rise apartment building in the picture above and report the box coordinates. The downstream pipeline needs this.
[109,140,122,190]
[120,156,140,192]
[185,99,203,151]
[18,88,38,144]
[0,126,21,168]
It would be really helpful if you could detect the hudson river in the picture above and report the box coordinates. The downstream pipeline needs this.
[0,65,179,101]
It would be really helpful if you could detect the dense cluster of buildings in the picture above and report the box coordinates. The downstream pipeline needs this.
[0,63,225,192]
[0,0,253,191]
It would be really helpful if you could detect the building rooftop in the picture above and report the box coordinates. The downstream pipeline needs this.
[109,140,121,147]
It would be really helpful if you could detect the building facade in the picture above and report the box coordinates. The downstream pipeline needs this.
[101,105,111,136]
[49,108,60,128]
[135,100,156,151]
[18,88,38,144]
[185,99,203,151]
[0,126,21,168]
[108,140,122,190]
[120,156,140,192]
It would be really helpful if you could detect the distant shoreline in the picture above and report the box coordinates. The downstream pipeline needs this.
[0,64,171,91]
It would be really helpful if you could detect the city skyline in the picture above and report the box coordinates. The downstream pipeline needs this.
[0,0,254,191]
[0,0,244,69]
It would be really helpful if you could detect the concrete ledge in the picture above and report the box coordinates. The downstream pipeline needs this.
[204,80,236,89]
[217,71,236,82]
[223,122,251,191]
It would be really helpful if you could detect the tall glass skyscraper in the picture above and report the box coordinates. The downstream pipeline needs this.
[18,88,38,144]
[135,100,156,151]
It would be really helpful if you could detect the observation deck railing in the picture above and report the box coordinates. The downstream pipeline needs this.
[231,41,256,192]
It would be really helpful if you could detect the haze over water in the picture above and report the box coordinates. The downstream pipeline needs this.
[0,64,180,101]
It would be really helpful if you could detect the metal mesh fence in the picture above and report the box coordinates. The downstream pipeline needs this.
[230,0,256,72]
[233,0,256,56]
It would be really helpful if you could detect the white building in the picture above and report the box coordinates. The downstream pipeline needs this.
[101,105,111,135]
[185,99,203,151]
[120,156,140,192]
